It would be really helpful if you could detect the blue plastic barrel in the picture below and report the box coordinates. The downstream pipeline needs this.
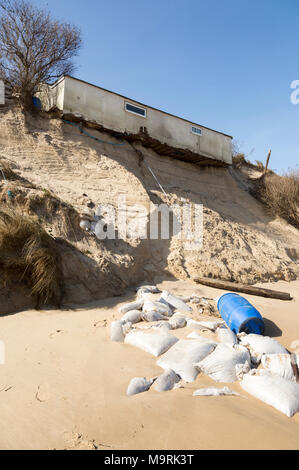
[217,293,264,335]
[32,96,42,110]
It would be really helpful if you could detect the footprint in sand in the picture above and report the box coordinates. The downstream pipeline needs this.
[94,319,107,328]
[35,384,51,402]
[63,431,101,450]
[0,385,12,393]
[49,330,67,339]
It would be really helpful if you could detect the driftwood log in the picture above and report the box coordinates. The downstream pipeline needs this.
[193,277,292,301]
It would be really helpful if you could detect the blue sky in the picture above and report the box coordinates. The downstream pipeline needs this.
[34,0,299,173]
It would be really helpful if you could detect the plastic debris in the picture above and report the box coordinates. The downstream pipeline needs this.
[193,386,240,397]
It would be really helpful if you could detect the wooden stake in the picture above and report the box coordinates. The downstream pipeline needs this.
[263,149,271,175]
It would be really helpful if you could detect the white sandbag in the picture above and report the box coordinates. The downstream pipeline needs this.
[119,299,144,314]
[136,285,161,293]
[187,331,216,341]
[169,316,186,329]
[240,373,299,417]
[160,291,192,313]
[240,334,288,356]
[142,311,168,322]
[154,369,180,392]
[121,310,142,324]
[157,339,216,382]
[151,322,173,333]
[172,312,188,319]
[261,354,299,382]
[240,334,288,364]
[138,322,172,333]
[217,325,238,345]
[187,319,222,331]
[125,330,178,357]
[143,300,173,317]
[110,321,125,342]
[195,344,251,383]
[178,296,192,303]
[137,292,154,302]
[193,386,240,397]
[127,377,155,396]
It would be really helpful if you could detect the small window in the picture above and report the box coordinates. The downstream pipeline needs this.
[191,126,202,136]
[125,102,146,117]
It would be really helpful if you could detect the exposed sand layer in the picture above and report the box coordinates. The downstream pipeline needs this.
[0,279,298,450]
[0,106,298,309]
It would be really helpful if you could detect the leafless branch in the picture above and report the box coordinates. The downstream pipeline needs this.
[0,0,82,108]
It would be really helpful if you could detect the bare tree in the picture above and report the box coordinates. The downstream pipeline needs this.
[0,0,81,108]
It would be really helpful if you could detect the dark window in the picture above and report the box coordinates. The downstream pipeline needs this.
[125,102,146,117]
[191,126,202,136]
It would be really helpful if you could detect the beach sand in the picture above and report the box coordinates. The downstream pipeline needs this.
[0,279,298,450]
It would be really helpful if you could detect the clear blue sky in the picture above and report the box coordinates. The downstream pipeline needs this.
[34,0,299,173]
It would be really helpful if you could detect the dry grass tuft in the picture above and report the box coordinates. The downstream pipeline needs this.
[0,209,62,306]
[232,153,247,167]
[255,160,265,171]
[0,159,18,180]
[259,170,299,227]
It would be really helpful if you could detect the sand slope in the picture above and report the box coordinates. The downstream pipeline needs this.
[0,106,298,295]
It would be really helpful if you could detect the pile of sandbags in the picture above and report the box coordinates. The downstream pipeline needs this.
[109,284,299,417]
[110,287,193,345]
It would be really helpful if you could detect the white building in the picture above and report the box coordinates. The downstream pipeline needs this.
[39,75,233,166]
[0,80,5,105]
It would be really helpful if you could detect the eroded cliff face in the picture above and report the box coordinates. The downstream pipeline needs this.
[0,105,298,311]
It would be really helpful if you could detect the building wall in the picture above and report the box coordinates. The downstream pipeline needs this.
[37,78,65,112]
[0,81,5,105]
[44,76,232,164]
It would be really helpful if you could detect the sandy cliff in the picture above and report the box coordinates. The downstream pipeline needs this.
[0,105,298,311]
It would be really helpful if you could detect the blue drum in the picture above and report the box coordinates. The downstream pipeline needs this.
[217,293,264,335]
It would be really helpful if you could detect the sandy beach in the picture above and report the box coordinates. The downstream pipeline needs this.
[0,278,298,450]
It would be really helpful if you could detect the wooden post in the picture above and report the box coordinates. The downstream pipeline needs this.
[263,149,271,175]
